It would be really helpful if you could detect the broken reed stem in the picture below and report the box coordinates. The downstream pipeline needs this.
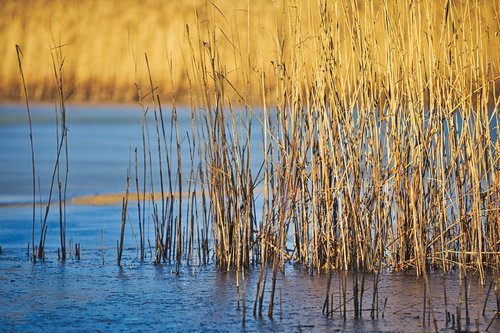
[134,147,144,260]
[118,167,130,266]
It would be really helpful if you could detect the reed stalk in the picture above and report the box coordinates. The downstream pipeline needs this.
[15,45,37,262]
[51,38,69,262]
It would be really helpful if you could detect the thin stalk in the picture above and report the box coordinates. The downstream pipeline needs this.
[15,45,36,262]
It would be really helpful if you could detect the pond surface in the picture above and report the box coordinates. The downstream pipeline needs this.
[1,247,498,332]
[0,104,498,332]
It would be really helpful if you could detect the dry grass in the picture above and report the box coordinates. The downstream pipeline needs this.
[1,0,272,103]
[2,0,498,104]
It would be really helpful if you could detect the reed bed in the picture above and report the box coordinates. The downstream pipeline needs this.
[71,0,498,278]
[161,0,499,275]
[99,0,499,321]
[12,0,499,321]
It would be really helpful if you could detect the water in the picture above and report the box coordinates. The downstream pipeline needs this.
[0,248,497,332]
[0,104,498,332]
[0,103,194,202]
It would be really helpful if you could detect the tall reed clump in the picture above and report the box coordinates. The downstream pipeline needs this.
[185,5,258,273]
[115,2,260,274]
[8,0,500,274]
[170,0,499,280]
[112,0,497,296]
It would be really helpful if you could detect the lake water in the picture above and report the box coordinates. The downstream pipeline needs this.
[0,104,498,332]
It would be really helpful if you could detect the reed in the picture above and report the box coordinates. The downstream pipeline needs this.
[12,0,495,308]
[15,45,37,262]
[134,148,144,260]
[16,42,72,261]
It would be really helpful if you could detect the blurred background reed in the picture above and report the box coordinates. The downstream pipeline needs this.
[1,0,498,104]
